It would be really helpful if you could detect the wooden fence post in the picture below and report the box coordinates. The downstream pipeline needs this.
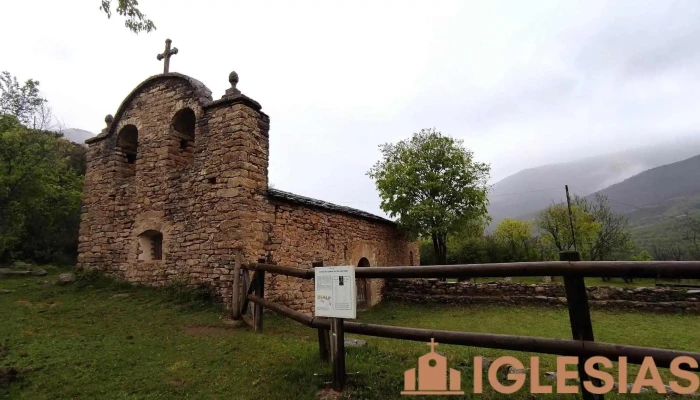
[561,250,603,400]
[240,267,248,316]
[312,261,331,362]
[330,318,346,391]
[240,270,257,316]
[254,269,265,333]
[317,328,330,362]
[231,249,242,320]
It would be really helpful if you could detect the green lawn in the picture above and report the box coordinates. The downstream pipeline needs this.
[1,269,698,399]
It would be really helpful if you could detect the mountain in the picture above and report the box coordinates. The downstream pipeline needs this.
[585,155,700,255]
[62,128,94,144]
[487,137,700,225]
[591,154,700,215]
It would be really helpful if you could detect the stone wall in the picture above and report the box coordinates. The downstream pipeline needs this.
[263,197,419,314]
[79,75,211,283]
[77,72,418,313]
[384,279,700,313]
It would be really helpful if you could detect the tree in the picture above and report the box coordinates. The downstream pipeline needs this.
[0,115,85,264]
[653,243,684,261]
[494,219,532,261]
[575,194,633,261]
[0,72,48,128]
[679,213,700,260]
[368,128,490,265]
[536,194,633,262]
[536,202,599,257]
[100,0,155,33]
[630,250,653,261]
[420,216,490,266]
[0,73,86,264]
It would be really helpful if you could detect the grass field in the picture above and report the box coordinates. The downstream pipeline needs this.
[1,268,699,399]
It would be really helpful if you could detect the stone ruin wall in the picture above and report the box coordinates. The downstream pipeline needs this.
[384,279,700,313]
[77,73,418,313]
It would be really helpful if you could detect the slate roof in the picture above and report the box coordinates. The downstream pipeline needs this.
[267,188,395,224]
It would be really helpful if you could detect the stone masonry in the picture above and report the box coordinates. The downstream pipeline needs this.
[384,279,700,313]
[77,71,418,314]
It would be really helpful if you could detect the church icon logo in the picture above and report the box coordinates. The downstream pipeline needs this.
[401,338,464,396]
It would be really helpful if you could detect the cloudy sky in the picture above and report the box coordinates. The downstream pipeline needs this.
[3,0,700,217]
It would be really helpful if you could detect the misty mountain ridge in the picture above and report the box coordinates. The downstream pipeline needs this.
[589,153,700,215]
[487,136,700,225]
[62,128,94,145]
[584,155,700,255]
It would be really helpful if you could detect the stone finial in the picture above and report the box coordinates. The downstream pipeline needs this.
[219,70,262,111]
[229,71,239,86]
[100,114,114,135]
[224,70,242,98]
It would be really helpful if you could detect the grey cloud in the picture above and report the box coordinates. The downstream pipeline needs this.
[569,1,700,78]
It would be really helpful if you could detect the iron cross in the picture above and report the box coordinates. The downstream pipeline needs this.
[156,39,178,73]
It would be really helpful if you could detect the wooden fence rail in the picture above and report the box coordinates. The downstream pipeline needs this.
[246,294,700,370]
[236,254,700,398]
[246,260,700,279]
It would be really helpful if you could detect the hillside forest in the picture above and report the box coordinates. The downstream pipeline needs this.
[1,71,699,267]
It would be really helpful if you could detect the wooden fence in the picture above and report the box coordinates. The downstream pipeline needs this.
[232,251,700,399]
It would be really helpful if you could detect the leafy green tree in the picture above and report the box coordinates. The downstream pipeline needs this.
[368,128,490,265]
[100,0,155,33]
[494,218,532,260]
[675,212,700,260]
[0,72,47,128]
[536,202,599,259]
[536,194,633,262]
[630,250,653,261]
[575,194,633,261]
[0,73,86,264]
[0,115,85,264]
[419,217,491,266]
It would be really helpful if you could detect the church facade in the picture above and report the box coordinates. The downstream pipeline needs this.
[77,70,418,313]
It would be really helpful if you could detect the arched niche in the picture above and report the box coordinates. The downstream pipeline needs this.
[171,107,196,166]
[116,124,138,177]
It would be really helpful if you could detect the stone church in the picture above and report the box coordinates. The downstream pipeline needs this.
[77,61,418,313]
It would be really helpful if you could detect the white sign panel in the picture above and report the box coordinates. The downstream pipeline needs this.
[314,266,356,319]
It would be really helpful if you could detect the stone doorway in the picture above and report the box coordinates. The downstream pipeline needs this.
[356,257,370,309]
